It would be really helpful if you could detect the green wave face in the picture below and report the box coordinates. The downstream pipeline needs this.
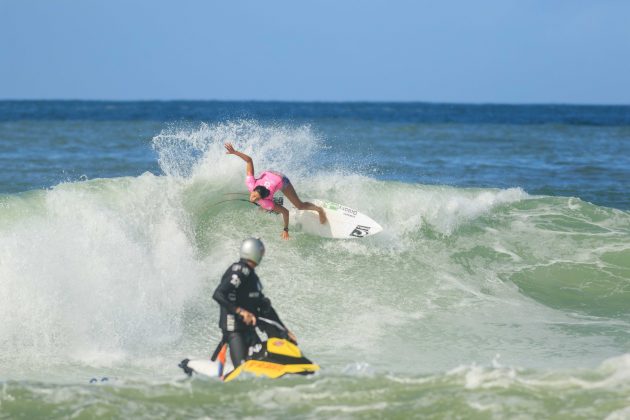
[1,173,628,371]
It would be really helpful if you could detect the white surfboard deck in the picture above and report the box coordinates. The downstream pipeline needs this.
[186,359,233,378]
[289,199,383,239]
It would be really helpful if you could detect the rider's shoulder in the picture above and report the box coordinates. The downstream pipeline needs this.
[229,261,252,277]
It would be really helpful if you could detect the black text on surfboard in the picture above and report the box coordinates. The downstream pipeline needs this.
[350,225,371,237]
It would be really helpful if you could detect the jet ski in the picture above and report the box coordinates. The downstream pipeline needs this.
[179,317,319,381]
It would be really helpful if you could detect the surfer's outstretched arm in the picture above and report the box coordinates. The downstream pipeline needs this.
[273,203,290,240]
[225,143,254,176]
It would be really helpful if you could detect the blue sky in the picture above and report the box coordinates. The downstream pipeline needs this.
[1,0,629,103]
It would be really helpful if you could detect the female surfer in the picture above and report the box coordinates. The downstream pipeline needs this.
[224,142,327,240]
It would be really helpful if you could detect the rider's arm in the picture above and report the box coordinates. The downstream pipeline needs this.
[257,296,297,343]
[213,266,257,325]
[257,297,285,332]
[212,269,241,314]
[261,304,285,329]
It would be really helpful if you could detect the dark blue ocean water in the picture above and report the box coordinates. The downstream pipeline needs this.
[1,100,629,209]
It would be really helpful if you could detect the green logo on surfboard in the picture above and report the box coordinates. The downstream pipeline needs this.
[322,201,340,210]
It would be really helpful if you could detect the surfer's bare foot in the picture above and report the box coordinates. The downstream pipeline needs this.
[318,208,327,224]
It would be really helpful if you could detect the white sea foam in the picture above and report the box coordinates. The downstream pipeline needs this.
[0,174,206,371]
[153,120,322,182]
[446,353,630,392]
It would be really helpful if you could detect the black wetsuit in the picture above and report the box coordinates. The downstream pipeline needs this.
[212,259,286,366]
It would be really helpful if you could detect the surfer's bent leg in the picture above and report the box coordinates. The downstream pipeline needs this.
[281,181,327,224]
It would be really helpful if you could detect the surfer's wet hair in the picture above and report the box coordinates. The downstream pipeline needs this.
[254,186,270,198]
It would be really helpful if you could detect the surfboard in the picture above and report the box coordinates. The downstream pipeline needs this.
[289,199,383,239]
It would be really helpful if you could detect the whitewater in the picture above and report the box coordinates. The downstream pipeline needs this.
[1,106,629,418]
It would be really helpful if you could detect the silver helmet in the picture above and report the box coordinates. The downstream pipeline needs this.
[240,237,265,265]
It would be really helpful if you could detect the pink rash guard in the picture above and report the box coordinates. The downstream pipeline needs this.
[246,171,286,211]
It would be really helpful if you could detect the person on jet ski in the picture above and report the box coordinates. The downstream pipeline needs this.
[212,237,298,367]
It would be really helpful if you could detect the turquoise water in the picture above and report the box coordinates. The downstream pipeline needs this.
[0,102,629,418]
